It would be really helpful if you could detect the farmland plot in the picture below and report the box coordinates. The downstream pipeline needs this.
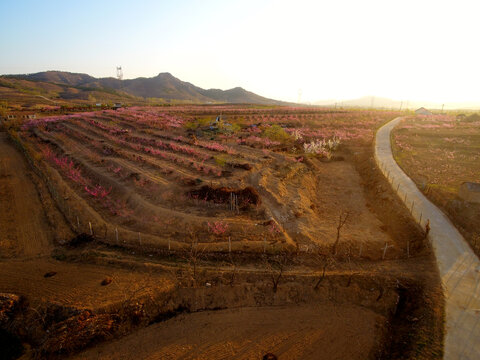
[392,114,480,256]
[14,106,407,255]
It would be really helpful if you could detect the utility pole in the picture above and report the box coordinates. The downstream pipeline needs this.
[116,66,123,80]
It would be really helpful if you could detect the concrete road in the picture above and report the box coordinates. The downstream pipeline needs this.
[375,117,480,360]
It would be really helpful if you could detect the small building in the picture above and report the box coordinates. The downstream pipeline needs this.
[459,182,480,204]
[415,107,433,116]
[3,112,36,121]
[113,103,122,110]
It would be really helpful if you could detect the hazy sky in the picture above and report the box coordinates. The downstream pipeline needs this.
[1,0,479,103]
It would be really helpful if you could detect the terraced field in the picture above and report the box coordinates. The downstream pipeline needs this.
[13,105,407,254]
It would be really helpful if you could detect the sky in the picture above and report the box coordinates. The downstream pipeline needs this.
[1,0,480,104]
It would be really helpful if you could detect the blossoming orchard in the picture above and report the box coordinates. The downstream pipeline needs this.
[13,105,401,251]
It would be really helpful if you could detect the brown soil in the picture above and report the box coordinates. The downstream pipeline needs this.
[0,259,173,309]
[353,146,428,257]
[0,132,53,258]
[72,304,384,360]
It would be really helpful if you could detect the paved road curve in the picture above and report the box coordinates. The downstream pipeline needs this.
[375,117,480,360]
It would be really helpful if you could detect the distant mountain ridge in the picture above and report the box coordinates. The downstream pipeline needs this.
[314,95,480,110]
[2,71,286,105]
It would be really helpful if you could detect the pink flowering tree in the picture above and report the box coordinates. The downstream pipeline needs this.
[208,221,229,235]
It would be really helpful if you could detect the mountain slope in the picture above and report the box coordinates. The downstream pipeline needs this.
[2,71,285,105]
[11,71,97,87]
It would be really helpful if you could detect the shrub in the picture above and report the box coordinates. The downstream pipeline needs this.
[263,124,291,142]
[184,120,198,130]
[214,155,227,167]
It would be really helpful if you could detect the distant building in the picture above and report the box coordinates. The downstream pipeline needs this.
[415,107,433,116]
[113,103,122,110]
[459,182,480,204]
[3,112,36,121]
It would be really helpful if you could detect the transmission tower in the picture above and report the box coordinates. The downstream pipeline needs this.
[116,66,123,80]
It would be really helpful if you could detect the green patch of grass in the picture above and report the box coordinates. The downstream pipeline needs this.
[214,155,227,167]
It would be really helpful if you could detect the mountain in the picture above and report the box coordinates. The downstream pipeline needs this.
[1,71,286,106]
[15,71,97,87]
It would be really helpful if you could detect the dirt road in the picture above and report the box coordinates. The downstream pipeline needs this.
[0,132,53,258]
[375,117,480,359]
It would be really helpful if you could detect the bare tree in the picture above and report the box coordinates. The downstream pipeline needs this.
[312,245,336,290]
[331,210,350,255]
[343,242,361,287]
[263,250,295,293]
[226,253,237,286]
[182,235,206,287]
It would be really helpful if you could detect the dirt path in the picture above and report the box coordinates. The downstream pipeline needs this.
[72,304,384,360]
[0,132,53,258]
[375,117,480,359]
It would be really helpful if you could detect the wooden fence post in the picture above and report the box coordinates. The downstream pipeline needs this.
[382,243,393,260]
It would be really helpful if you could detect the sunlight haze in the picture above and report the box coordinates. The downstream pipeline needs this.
[1,0,479,104]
